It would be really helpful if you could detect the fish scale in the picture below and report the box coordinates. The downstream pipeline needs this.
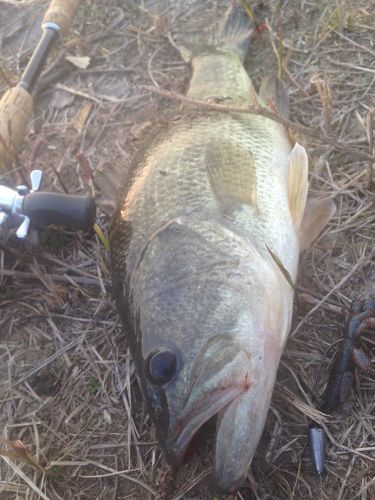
[119,110,295,270]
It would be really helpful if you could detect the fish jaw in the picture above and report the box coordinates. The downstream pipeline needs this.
[213,368,277,493]
[162,338,252,465]
[210,325,282,494]
[165,386,244,465]
[211,325,283,494]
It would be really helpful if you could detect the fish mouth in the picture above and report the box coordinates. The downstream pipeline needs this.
[163,339,251,467]
[165,386,244,464]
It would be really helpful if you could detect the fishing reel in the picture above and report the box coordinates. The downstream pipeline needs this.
[0,170,96,239]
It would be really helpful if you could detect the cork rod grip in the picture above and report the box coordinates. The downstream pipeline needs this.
[0,87,33,175]
[43,0,81,34]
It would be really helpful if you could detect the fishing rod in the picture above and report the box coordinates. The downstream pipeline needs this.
[0,0,96,238]
[0,0,80,174]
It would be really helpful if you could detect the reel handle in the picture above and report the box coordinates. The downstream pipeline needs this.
[22,191,96,231]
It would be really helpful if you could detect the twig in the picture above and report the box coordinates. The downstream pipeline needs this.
[54,83,102,104]
[291,254,365,337]
[0,269,104,286]
[0,457,50,500]
[76,459,156,496]
[144,86,375,162]
[367,109,375,189]
[7,338,83,387]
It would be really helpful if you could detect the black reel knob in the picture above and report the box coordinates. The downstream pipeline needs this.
[22,191,96,231]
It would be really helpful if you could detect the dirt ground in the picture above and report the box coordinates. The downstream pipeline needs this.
[1,0,375,498]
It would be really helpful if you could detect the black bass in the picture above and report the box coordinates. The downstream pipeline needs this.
[110,1,334,493]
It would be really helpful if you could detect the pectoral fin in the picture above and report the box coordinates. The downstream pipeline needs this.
[205,140,257,212]
[299,198,336,251]
[266,244,295,289]
[287,143,309,229]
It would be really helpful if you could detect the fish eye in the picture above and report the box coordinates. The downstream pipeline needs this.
[147,348,177,385]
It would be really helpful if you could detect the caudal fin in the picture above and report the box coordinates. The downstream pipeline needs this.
[170,1,253,63]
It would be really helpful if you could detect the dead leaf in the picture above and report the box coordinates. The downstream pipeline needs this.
[0,439,43,471]
[130,120,152,140]
[66,55,91,69]
[0,65,17,86]
[73,102,93,134]
[103,409,112,424]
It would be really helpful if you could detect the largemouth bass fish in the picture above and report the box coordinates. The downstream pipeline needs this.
[110,1,334,493]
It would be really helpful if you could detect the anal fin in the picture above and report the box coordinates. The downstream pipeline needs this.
[299,198,336,251]
[205,140,257,212]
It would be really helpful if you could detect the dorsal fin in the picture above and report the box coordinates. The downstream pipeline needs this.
[205,140,257,212]
[287,143,309,229]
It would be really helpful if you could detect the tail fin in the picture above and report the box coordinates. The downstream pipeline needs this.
[169,1,253,63]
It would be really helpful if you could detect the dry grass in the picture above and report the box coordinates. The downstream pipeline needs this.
[1,0,375,498]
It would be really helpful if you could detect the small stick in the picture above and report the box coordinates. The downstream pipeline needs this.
[145,85,375,163]
[367,109,375,189]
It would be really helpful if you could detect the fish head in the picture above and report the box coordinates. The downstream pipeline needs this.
[122,218,294,494]
[141,329,254,452]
